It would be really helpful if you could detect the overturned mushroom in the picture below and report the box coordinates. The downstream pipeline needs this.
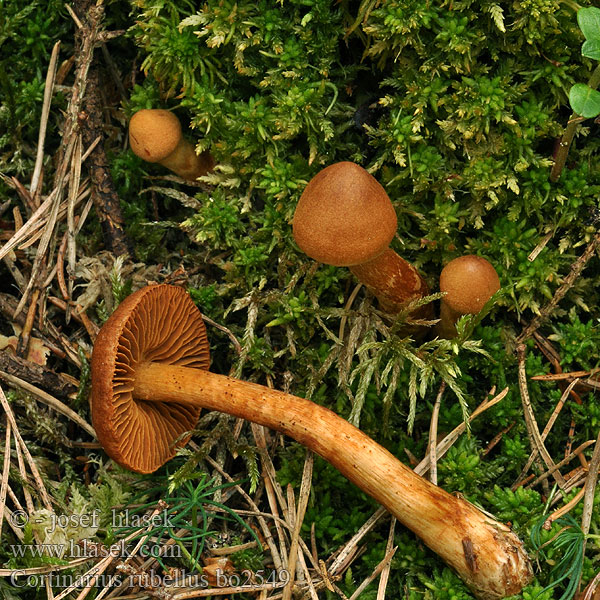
[437,255,501,338]
[128,109,214,181]
[91,284,531,599]
[292,162,430,314]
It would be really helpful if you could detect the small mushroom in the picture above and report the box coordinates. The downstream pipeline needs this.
[91,284,531,599]
[128,109,214,181]
[292,161,429,313]
[437,255,501,338]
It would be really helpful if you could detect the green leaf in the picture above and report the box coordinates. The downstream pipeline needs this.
[577,7,600,43]
[582,39,600,60]
[569,83,600,118]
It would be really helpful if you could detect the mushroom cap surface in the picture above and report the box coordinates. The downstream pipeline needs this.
[439,255,500,315]
[129,109,182,163]
[91,284,209,473]
[292,162,397,267]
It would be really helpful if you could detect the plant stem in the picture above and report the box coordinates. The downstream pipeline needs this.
[133,360,531,599]
[550,64,600,182]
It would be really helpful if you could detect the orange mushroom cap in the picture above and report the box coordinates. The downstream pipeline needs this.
[292,162,397,267]
[90,285,209,473]
[439,255,500,315]
[128,109,183,164]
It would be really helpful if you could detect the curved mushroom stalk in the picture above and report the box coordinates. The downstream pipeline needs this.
[292,162,431,315]
[129,109,214,181]
[350,248,430,313]
[91,285,531,599]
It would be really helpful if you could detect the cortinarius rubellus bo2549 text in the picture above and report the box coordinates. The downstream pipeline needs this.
[91,284,531,599]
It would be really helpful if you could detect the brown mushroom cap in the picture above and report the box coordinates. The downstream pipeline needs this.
[439,255,500,315]
[292,162,397,267]
[91,285,209,473]
[129,109,182,163]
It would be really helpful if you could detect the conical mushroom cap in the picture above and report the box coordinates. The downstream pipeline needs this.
[293,162,397,267]
[91,285,209,473]
[440,255,500,315]
[129,109,182,163]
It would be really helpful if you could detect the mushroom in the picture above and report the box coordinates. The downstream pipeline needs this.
[292,162,430,314]
[437,255,501,338]
[128,109,214,181]
[91,284,531,599]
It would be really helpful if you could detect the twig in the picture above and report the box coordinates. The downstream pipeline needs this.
[75,304,100,340]
[550,64,600,182]
[329,507,387,576]
[581,427,600,550]
[428,381,445,485]
[99,43,127,99]
[56,227,70,299]
[0,350,78,399]
[2,249,26,290]
[31,41,61,202]
[516,345,566,490]
[65,3,84,29]
[81,63,131,256]
[66,134,83,322]
[0,194,54,260]
[14,175,62,318]
[0,383,53,510]
[339,283,363,341]
[483,422,515,457]
[8,176,37,214]
[525,440,596,489]
[528,231,554,262]
[376,517,396,600]
[295,545,319,600]
[544,487,586,529]
[0,370,95,437]
[16,287,41,357]
[202,315,242,355]
[0,416,12,539]
[348,546,397,600]
[13,0,108,321]
[282,451,313,600]
[517,232,600,343]
[531,368,600,381]
[415,387,508,476]
[13,206,23,231]
[513,379,578,487]
[0,183,89,259]
[252,423,289,564]
[46,578,56,600]
[578,569,600,600]
[0,557,92,578]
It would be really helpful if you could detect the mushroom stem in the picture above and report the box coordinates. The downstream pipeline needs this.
[157,137,214,182]
[437,298,464,338]
[133,360,531,600]
[349,248,430,313]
